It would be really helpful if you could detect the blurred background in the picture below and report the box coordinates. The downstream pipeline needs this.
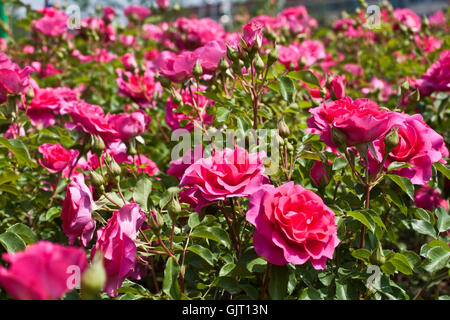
[16,0,450,22]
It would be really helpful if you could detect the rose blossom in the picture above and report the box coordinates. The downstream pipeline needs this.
[310,161,330,187]
[61,175,96,246]
[417,49,450,96]
[116,69,160,107]
[329,75,346,99]
[369,113,447,185]
[167,145,204,180]
[414,185,449,211]
[246,182,339,270]
[108,110,151,141]
[307,97,394,148]
[156,0,169,9]
[91,204,146,296]
[32,7,69,37]
[124,5,151,21]
[61,100,119,142]
[25,85,80,128]
[0,241,88,300]
[0,52,32,103]
[38,143,79,174]
[393,8,421,33]
[242,21,263,50]
[179,146,270,213]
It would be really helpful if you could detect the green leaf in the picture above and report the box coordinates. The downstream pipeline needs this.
[286,70,320,88]
[387,162,412,171]
[216,107,231,123]
[162,257,181,300]
[411,219,436,239]
[246,257,267,273]
[434,162,450,180]
[332,157,348,170]
[133,176,152,211]
[335,281,357,300]
[187,245,216,266]
[219,263,236,277]
[0,138,35,167]
[279,76,295,103]
[422,247,450,273]
[352,249,371,262]
[187,212,201,229]
[389,253,413,275]
[347,210,385,234]
[191,226,231,248]
[0,231,26,252]
[387,174,415,200]
[268,265,289,300]
[7,223,38,245]
[436,207,450,233]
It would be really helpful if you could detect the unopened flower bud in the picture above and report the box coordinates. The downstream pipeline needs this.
[149,210,164,234]
[219,58,229,71]
[158,75,172,89]
[92,135,105,155]
[254,53,265,73]
[369,241,386,266]
[226,44,239,62]
[267,46,279,66]
[331,127,348,150]
[167,196,182,221]
[89,171,105,190]
[384,127,399,154]
[81,251,106,300]
[278,118,290,138]
[193,60,203,78]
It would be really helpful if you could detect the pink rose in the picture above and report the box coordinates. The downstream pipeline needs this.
[25,86,79,129]
[369,113,447,185]
[279,5,317,34]
[167,145,204,180]
[173,17,226,50]
[298,40,326,67]
[32,7,69,36]
[417,49,450,96]
[165,86,213,131]
[61,175,96,247]
[91,204,146,296]
[193,41,227,73]
[103,6,115,22]
[62,101,119,142]
[246,182,339,270]
[108,110,151,141]
[429,10,446,27]
[120,52,138,70]
[310,161,330,187]
[38,143,79,174]
[361,77,395,102]
[156,0,169,9]
[0,52,32,103]
[393,8,421,32]
[0,241,88,300]
[414,35,442,53]
[307,97,393,147]
[116,69,160,107]
[123,5,151,21]
[242,21,263,49]
[125,154,159,176]
[154,50,196,82]
[142,24,163,41]
[179,147,270,213]
[415,185,449,211]
[329,75,346,100]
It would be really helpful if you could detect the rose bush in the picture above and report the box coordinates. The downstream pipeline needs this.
[0,0,447,301]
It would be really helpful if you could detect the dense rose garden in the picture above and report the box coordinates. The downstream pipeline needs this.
[0,0,448,300]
